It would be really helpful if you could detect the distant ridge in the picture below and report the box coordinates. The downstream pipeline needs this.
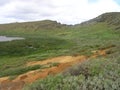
[0,20,67,31]
[81,12,120,29]
[0,12,120,31]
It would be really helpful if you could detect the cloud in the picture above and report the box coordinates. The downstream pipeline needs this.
[0,0,120,24]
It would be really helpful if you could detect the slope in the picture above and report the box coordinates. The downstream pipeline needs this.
[0,12,119,90]
[81,12,120,30]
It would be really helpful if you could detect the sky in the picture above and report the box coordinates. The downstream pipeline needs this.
[0,0,120,25]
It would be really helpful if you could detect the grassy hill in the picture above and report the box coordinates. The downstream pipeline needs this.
[81,12,120,30]
[0,12,120,90]
[0,20,68,31]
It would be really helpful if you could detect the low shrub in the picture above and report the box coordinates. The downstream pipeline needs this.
[0,65,42,77]
[23,56,120,90]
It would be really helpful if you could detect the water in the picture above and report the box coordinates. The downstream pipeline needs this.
[0,36,24,42]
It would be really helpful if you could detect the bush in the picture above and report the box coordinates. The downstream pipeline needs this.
[0,65,42,77]
[23,57,120,90]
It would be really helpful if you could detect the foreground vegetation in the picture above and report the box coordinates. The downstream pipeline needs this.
[24,56,120,90]
[0,12,119,89]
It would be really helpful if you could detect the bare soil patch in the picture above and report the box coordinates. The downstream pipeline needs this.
[0,47,112,90]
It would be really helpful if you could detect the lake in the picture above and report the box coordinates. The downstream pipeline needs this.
[0,36,24,42]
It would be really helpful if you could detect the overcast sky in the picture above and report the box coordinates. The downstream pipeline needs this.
[0,0,120,24]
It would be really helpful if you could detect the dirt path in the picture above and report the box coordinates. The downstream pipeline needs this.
[0,47,112,90]
[14,55,87,83]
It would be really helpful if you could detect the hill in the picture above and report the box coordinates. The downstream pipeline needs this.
[0,20,68,31]
[0,12,119,90]
[81,12,120,30]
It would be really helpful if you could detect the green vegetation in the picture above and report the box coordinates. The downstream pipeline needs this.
[0,37,71,57]
[49,62,60,67]
[0,12,120,89]
[24,56,120,90]
[0,65,42,77]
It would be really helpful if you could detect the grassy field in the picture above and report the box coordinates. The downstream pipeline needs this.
[0,13,120,89]
[23,22,120,90]
[24,56,120,90]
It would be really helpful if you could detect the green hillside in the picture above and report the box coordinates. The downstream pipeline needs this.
[0,20,68,31]
[0,12,120,90]
[81,12,120,30]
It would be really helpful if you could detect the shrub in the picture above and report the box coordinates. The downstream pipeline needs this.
[23,57,120,90]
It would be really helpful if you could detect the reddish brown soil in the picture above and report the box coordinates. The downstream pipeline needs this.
[13,55,87,83]
[0,48,111,90]
[0,81,25,90]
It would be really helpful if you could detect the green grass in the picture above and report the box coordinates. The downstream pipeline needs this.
[0,65,42,77]
[22,21,119,90]
[23,56,120,90]
[0,36,71,57]
[0,14,120,89]
[0,22,119,77]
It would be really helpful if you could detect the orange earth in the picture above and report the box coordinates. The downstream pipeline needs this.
[0,47,112,90]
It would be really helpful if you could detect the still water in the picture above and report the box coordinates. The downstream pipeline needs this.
[0,36,24,42]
